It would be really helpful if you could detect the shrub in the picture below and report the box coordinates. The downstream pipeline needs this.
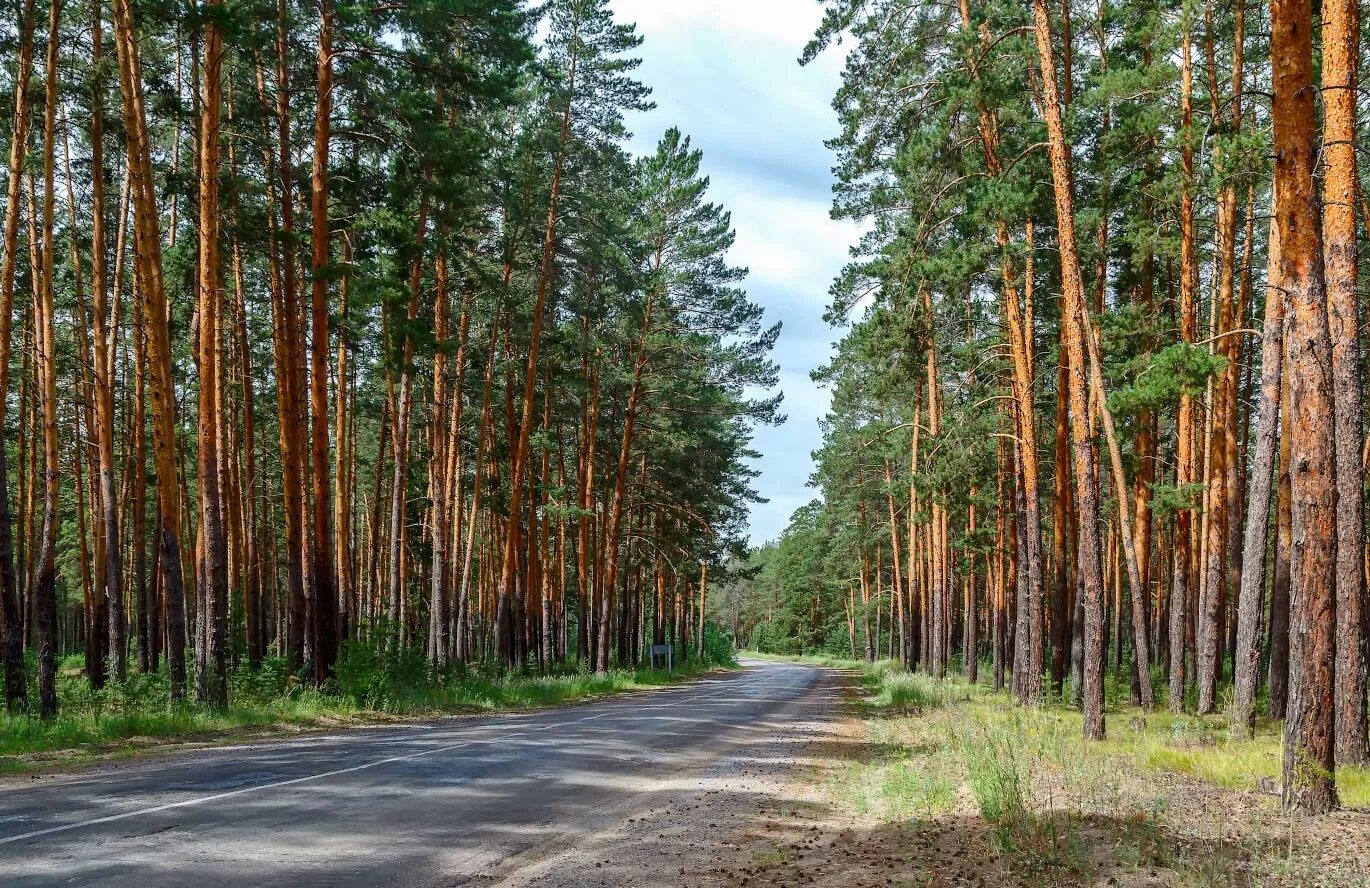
[701,623,737,666]
[335,640,429,712]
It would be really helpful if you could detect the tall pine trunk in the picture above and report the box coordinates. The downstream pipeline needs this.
[194,0,229,708]
[1322,0,1368,766]
[0,0,37,710]
[31,0,61,716]
[1032,0,1108,738]
[1272,0,1338,812]
[309,0,337,680]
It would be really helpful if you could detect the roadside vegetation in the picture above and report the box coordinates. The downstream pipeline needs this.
[748,654,1370,885]
[1,639,736,771]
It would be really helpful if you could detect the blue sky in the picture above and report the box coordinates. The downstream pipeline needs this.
[610,0,861,546]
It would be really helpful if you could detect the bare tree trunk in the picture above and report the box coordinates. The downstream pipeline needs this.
[193,0,229,708]
[333,242,354,651]
[427,247,451,669]
[497,57,575,665]
[1051,354,1072,699]
[599,285,655,672]
[387,199,427,644]
[1268,379,1293,719]
[88,0,126,684]
[1169,13,1198,714]
[1077,300,1153,709]
[31,0,61,716]
[113,0,188,699]
[270,6,307,671]
[456,311,501,664]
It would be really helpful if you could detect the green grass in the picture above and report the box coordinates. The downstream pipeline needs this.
[875,670,956,713]
[740,649,876,671]
[765,651,1370,810]
[961,713,1028,826]
[813,656,1370,884]
[0,650,731,771]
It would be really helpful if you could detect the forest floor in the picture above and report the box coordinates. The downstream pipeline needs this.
[0,656,727,775]
[546,654,1370,888]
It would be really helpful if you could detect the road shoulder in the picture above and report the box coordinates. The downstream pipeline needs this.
[483,666,864,888]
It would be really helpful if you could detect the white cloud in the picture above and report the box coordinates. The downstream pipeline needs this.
[608,0,857,546]
[612,0,832,50]
[726,190,858,295]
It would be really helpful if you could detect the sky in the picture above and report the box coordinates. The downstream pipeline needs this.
[609,0,862,547]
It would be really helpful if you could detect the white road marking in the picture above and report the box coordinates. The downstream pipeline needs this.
[0,665,808,847]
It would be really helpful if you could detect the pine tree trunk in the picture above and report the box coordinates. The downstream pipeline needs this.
[1051,341,1073,698]
[114,0,189,699]
[31,0,60,716]
[1194,0,1245,715]
[270,7,307,671]
[1032,0,1107,737]
[599,286,655,672]
[1273,0,1338,811]
[87,2,126,684]
[427,249,452,669]
[1169,15,1198,714]
[385,198,426,648]
[333,245,354,650]
[1234,219,1285,733]
[497,61,575,665]
[309,1,337,681]
[1322,0,1368,766]
[456,312,501,664]
[1268,381,1293,719]
[883,459,906,666]
[65,130,107,689]
[1077,289,1153,708]
[229,205,263,668]
[0,0,37,711]
[193,0,229,708]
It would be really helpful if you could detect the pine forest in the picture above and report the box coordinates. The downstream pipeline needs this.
[3,0,1370,882]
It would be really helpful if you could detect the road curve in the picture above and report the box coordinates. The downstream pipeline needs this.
[0,659,828,887]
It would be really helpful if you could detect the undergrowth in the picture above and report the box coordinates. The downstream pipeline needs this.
[0,643,733,768]
[812,655,1370,885]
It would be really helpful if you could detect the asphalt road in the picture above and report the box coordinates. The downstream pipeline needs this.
[0,659,826,887]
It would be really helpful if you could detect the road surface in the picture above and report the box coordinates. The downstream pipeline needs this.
[0,659,829,886]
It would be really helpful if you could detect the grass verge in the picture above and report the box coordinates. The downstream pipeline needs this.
[0,652,731,774]
[767,654,1370,885]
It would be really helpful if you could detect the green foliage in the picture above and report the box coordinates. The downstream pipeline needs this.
[335,641,435,712]
[1150,482,1206,519]
[701,623,737,666]
[1107,343,1226,418]
[748,620,793,654]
